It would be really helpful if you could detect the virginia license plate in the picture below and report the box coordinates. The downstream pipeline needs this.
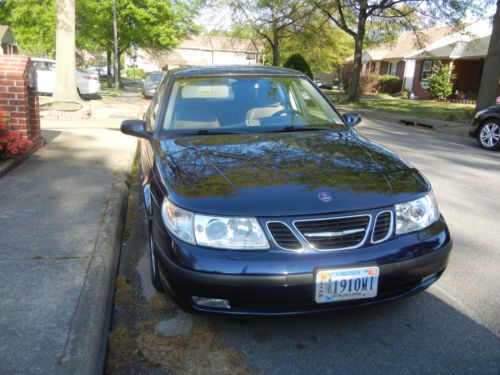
[315,266,379,303]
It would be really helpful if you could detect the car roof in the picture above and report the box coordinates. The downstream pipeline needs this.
[31,58,55,63]
[171,65,305,78]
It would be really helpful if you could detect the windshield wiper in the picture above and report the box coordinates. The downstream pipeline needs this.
[265,126,329,133]
[194,129,243,135]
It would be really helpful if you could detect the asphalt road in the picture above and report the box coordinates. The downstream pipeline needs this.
[108,118,500,375]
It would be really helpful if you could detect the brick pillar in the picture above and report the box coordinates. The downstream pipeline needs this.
[0,54,42,146]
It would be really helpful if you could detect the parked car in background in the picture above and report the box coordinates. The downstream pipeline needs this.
[313,78,333,90]
[32,58,101,96]
[142,71,164,98]
[469,104,500,151]
[120,66,452,316]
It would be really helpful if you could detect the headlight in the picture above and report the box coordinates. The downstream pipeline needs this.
[161,199,269,250]
[395,192,439,234]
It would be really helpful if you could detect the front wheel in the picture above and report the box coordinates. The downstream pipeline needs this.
[147,223,165,292]
[477,119,500,151]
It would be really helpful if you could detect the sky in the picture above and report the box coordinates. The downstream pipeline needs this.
[195,5,232,33]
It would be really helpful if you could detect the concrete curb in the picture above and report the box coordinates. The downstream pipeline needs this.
[54,141,137,375]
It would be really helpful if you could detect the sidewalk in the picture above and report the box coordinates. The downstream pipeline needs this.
[0,109,137,373]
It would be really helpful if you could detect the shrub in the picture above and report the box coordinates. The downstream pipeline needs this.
[0,111,33,161]
[283,54,313,79]
[360,73,379,94]
[122,68,144,79]
[378,74,403,94]
[427,63,456,100]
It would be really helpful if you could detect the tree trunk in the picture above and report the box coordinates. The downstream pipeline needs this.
[112,0,119,89]
[106,49,112,88]
[475,0,500,111]
[272,29,280,66]
[53,0,79,102]
[348,24,366,102]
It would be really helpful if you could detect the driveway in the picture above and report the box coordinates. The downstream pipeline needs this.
[106,117,500,375]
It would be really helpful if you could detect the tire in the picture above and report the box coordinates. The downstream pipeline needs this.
[477,119,500,151]
[147,222,165,292]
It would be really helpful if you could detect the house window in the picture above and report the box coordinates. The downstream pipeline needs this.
[420,60,434,81]
[246,53,256,60]
[388,62,398,76]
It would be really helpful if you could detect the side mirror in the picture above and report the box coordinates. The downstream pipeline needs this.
[121,119,149,139]
[343,112,362,127]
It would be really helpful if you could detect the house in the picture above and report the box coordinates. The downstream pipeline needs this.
[407,21,493,99]
[343,21,495,100]
[360,27,452,92]
[125,36,263,72]
[0,25,18,55]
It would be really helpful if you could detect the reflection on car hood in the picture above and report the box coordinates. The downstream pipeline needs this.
[156,131,429,216]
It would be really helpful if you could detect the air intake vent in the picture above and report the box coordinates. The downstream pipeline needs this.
[267,222,302,251]
[294,215,370,250]
[372,211,393,243]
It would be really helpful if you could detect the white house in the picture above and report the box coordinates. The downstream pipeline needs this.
[125,36,263,72]
[0,25,18,55]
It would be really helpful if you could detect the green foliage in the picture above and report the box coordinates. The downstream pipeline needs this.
[427,63,456,99]
[124,68,144,78]
[283,54,313,78]
[1,0,200,58]
[0,0,56,57]
[276,16,354,73]
[378,75,403,94]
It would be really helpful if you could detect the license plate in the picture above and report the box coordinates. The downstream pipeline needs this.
[315,266,379,303]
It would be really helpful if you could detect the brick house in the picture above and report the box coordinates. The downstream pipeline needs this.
[359,27,452,92]
[407,21,493,99]
[0,25,18,55]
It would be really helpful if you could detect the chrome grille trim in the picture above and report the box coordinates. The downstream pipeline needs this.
[266,221,305,252]
[371,210,393,244]
[293,214,372,251]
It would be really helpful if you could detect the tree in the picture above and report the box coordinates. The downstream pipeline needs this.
[313,0,481,102]
[54,0,79,101]
[476,0,500,112]
[80,0,199,84]
[427,62,456,99]
[283,53,313,78]
[229,0,313,66]
[277,15,353,73]
[0,0,56,57]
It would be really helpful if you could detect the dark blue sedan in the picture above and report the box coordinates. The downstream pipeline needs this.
[121,66,452,316]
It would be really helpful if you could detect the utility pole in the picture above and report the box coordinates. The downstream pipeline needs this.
[113,0,119,89]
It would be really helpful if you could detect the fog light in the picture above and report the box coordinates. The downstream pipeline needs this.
[192,296,230,309]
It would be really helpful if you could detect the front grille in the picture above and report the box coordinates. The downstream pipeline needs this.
[294,215,370,250]
[372,211,393,243]
[267,222,302,250]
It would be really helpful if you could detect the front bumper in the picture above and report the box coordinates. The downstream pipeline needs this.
[151,216,452,316]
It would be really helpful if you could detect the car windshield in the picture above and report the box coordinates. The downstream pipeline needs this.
[161,76,346,134]
[147,73,163,82]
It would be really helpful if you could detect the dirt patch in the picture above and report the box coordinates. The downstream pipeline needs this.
[107,320,136,371]
[137,320,255,375]
[148,294,172,311]
[114,276,134,306]
[40,101,83,111]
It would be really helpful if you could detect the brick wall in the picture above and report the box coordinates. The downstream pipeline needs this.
[0,54,41,145]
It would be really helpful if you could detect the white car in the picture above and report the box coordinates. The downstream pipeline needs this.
[32,58,101,96]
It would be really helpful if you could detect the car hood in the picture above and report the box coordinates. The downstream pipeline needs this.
[155,131,429,216]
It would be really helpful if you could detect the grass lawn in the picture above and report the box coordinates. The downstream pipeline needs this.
[98,86,123,98]
[323,90,475,122]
